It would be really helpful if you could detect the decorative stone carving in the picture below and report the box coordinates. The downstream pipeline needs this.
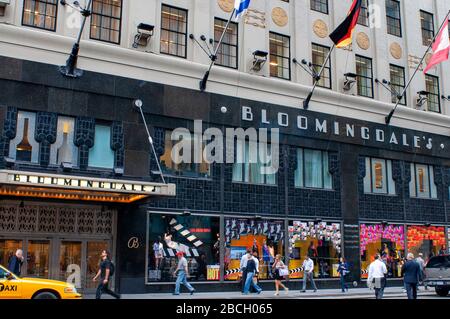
[408,55,425,71]
[245,9,266,28]
[218,0,234,13]
[425,53,433,65]
[390,42,402,59]
[356,32,370,50]
[272,7,288,27]
[313,19,328,38]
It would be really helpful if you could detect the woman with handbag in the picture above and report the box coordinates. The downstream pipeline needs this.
[272,254,289,296]
[337,257,349,293]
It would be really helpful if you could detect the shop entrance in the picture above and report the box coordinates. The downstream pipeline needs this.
[0,202,115,292]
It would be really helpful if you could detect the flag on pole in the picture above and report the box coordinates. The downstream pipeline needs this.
[423,19,450,74]
[234,0,251,21]
[329,0,363,48]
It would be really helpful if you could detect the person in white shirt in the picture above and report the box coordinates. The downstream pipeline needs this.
[368,254,387,299]
[240,249,252,293]
[300,254,317,292]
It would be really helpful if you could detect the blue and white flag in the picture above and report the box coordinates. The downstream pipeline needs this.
[234,0,251,21]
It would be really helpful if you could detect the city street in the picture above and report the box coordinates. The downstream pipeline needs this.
[85,287,447,299]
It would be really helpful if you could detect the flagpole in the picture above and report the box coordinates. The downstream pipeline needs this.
[200,9,236,92]
[385,10,450,125]
[303,44,335,110]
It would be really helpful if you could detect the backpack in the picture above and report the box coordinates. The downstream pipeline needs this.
[109,261,115,277]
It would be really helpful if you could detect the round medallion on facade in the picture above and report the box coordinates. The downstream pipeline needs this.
[390,42,403,60]
[313,19,328,38]
[218,0,234,13]
[356,32,370,50]
[272,7,288,27]
[425,53,433,65]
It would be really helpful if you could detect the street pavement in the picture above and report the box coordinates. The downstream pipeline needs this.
[84,286,445,299]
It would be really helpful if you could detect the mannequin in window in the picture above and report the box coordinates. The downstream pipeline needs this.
[153,236,164,270]
[213,233,220,261]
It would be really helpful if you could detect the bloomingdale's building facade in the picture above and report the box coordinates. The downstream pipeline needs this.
[0,55,449,294]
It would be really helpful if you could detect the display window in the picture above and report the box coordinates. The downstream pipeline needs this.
[224,217,284,281]
[288,221,341,279]
[360,224,405,278]
[407,225,446,261]
[147,213,220,283]
[447,227,450,254]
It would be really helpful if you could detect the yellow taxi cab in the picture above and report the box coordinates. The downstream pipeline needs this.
[0,264,82,299]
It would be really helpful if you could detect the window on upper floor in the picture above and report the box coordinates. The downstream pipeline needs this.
[355,55,374,98]
[269,32,290,80]
[420,10,434,46]
[386,0,402,37]
[22,0,58,31]
[159,129,211,178]
[363,157,396,195]
[310,0,328,14]
[90,0,123,44]
[425,74,441,113]
[49,117,78,167]
[409,163,437,199]
[358,0,369,26]
[8,111,39,163]
[295,148,332,190]
[389,64,406,105]
[88,124,114,169]
[160,4,188,58]
[232,141,276,185]
[311,43,331,89]
[214,18,238,69]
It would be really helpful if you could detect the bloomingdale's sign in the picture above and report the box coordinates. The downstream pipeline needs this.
[240,106,447,154]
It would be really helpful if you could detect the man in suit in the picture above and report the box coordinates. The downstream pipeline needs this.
[8,249,24,277]
[401,253,422,299]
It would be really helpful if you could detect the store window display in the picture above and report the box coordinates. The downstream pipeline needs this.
[407,225,446,261]
[147,213,220,283]
[224,218,284,281]
[288,221,341,279]
[360,224,405,278]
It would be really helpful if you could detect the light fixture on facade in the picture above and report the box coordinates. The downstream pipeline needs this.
[132,23,154,49]
[181,210,191,217]
[4,157,15,168]
[375,78,403,101]
[343,73,357,91]
[19,200,24,208]
[251,50,268,72]
[415,91,429,110]
[60,162,73,171]
[441,95,450,101]
[254,214,262,220]
[424,223,431,227]
[381,221,388,227]
[315,218,323,223]
[114,167,124,176]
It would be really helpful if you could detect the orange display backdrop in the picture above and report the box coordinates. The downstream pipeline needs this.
[407,225,446,260]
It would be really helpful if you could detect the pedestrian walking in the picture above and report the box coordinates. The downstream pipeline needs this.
[93,250,120,299]
[368,254,387,299]
[272,254,289,296]
[8,249,24,277]
[300,254,317,293]
[239,248,252,293]
[243,253,262,295]
[401,253,421,300]
[337,257,349,293]
[173,251,195,295]
[415,253,426,290]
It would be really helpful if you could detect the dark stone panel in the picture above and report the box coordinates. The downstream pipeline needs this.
[47,87,89,116]
[114,96,140,124]
[124,150,149,178]
[0,56,22,81]
[163,86,211,121]
[87,93,116,120]
[21,60,73,90]
[0,80,48,112]
[71,69,115,96]
[123,122,150,152]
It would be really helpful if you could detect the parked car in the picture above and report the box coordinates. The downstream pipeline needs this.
[0,264,82,299]
[424,255,450,297]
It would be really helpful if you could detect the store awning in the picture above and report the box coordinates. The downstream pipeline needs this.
[0,170,176,203]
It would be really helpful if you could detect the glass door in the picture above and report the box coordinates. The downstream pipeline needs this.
[27,240,50,278]
[85,241,109,289]
[0,240,23,270]
[59,241,82,286]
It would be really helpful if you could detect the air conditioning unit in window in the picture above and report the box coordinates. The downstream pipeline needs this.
[415,91,429,111]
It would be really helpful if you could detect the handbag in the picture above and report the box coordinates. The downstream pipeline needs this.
[279,268,289,277]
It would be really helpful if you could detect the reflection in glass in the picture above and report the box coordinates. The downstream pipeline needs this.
[59,242,82,286]
[0,240,23,270]
[27,241,50,278]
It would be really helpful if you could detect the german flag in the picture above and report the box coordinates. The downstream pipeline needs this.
[329,0,363,48]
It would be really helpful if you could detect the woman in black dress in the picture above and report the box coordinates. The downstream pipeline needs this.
[272,254,289,296]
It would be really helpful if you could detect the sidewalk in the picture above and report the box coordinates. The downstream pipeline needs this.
[84,287,437,299]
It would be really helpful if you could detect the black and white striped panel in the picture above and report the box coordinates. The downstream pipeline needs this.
[170,218,204,247]
[361,269,368,275]
[162,248,200,258]
[224,268,242,277]
[289,267,305,274]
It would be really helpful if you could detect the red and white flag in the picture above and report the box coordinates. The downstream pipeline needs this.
[424,19,450,73]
